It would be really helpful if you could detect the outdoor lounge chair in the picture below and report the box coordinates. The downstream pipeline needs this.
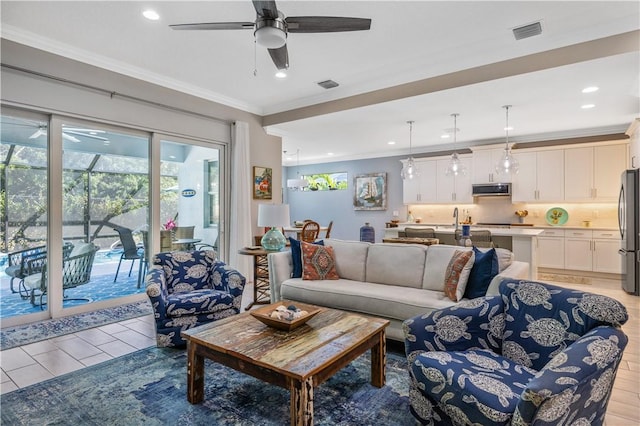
[5,243,73,298]
[23,242,99,309]
[113,226,146,288]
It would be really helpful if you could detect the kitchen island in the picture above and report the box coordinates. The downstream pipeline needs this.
[384,224,543,279]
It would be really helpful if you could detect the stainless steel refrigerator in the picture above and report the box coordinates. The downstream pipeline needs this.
[618,169,640,295]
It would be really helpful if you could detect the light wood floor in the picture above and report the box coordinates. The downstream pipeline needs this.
[547,277,640,426]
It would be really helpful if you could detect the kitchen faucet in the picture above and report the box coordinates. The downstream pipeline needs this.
[453,207,459,231]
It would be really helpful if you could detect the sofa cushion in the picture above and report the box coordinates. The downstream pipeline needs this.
[422,245,463,291]
[491,247,514,272]
[324,239,370,281]
[289,237,324,278]
[301,242,339,280]
[281,278,456,321]
[464,247,500,299]
[443,250,475,301]
[365,243,427,289]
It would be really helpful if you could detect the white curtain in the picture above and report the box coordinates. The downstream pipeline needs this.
[229,121,252,278]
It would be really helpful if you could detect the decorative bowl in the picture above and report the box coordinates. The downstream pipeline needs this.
[250,302,322,331]
[545,207,569,226]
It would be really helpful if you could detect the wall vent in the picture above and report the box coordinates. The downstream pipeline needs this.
[317,79,339,89]
[513,21,542,40]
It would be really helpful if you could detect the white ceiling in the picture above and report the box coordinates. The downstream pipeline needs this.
[1,1,639,165]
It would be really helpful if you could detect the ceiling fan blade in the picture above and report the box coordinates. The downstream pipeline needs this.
[253,1,279,19]
[29,128,46,139]
[286,16,371,33]
[170,22,254,31]
[268,44,289,70]
[62,133,81,143]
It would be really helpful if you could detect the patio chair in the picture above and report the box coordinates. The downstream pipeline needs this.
[23,242,99,309]
[113,226,146,288]
[404,279,628,425]
[145,250,246,347]
[5,243,73,298]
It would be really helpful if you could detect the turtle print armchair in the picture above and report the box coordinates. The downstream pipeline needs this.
[403,279,628,425]
[145,250,246,347]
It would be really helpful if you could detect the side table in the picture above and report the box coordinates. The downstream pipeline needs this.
[237,247,272,310]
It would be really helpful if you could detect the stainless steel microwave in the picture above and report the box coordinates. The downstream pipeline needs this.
[472,183,511,197]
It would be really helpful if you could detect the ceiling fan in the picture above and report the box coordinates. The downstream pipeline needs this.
[169,0,371,70]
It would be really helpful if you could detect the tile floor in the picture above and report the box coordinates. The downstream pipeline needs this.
[0,277,638,425]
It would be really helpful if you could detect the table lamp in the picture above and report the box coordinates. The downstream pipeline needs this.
[257,203,290,251]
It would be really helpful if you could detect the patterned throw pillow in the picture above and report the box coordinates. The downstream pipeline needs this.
[443,250,475,301]
[301,241,339,280]
[289,237,324,278]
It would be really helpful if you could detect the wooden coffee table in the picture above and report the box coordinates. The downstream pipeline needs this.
[182,301,389,426]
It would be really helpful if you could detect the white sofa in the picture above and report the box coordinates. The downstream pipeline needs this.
[268,239,529,341]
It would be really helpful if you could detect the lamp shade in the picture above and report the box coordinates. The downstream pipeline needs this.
[257,204,290,228]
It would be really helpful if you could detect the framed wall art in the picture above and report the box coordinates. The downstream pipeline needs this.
[253,166,272,200]
[353,172,386,210]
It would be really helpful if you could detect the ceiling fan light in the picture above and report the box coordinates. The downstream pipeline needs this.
[255,26,286,49]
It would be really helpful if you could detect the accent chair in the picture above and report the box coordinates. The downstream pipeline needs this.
[404,278,628,425]
[145,250,246,347]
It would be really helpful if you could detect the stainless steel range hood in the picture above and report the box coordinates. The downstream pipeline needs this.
[472,183,511,197]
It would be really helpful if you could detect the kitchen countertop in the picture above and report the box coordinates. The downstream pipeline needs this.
[395,222,617,231]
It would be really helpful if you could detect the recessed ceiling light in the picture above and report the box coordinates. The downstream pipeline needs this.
[327,152,334,156]
[143,10,160,21]
[441,134,450,139]
[581,104,596,109]
[388,141,396,145]
[582,86,599,93]
[504,126,514,131]
[275,71,287,79]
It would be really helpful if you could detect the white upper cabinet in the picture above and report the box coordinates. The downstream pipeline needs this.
[402,159,437,204]
[512,149,564,202]
[564,143,627,202]
[472,148,512,184]
[436,157,473,203]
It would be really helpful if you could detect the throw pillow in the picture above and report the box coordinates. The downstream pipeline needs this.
[301,241,339,280]
[290,237,324,278]
[464,247,499,299]
[443,250,475,301]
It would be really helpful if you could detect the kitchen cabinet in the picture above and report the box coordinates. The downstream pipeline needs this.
[471,148,512,184]
[564,229,622,274]
[564,143,627,202]
[537,229,565,269]
[402,159,437,204]
[436,157,473,203]
[512,149,564,202]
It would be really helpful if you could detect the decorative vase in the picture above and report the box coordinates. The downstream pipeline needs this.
[518,216,525,224]
[360,222,375,243]
[261,227,286,251]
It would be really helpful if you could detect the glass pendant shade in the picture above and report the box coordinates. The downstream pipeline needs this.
[494,105,519,176]
[445,152,466,176]
[401,157,418,180]
[445,113,466,177]
[401,121,419,180]
[495,148,519,175]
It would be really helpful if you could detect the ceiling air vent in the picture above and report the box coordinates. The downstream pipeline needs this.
[317,79,339,89]
[512,21,542,40]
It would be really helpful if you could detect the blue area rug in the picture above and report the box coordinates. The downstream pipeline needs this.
[0,300,152,350]
[0,346,413,425]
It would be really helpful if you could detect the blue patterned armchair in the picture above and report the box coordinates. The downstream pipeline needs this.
[145,250,246,347]
[404,279,628,425]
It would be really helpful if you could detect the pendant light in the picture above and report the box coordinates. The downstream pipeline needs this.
[286,149,309,191]
[445,113,467,176]
[401,121,419,180]
[495,105,519,175]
